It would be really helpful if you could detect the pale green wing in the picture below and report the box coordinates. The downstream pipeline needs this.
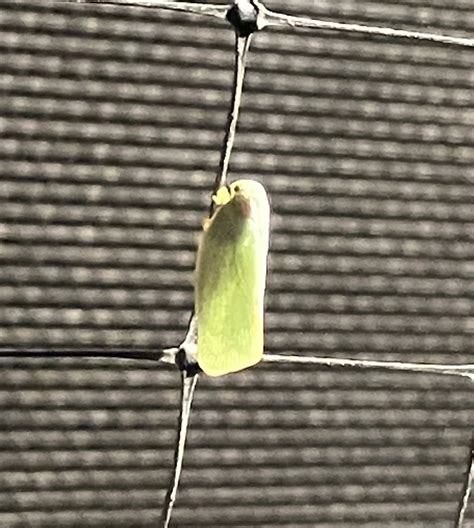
[196,198,268,377]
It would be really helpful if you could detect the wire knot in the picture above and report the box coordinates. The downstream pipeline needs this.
[226,0,267,37]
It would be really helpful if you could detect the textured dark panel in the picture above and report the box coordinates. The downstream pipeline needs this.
[0,0,473,526]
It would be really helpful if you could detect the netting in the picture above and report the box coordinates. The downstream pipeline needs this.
[0,0,473,526]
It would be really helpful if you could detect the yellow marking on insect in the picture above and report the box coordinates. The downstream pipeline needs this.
[212,185,235,207]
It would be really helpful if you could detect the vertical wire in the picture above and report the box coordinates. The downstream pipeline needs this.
[212,34,252,199]
[455,433,474,528]
[160,22,254,528]
[160,372,199,528]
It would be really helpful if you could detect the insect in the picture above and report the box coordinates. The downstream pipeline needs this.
[195,179,270,376]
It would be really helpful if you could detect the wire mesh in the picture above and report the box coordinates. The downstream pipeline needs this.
[0,0,473,526]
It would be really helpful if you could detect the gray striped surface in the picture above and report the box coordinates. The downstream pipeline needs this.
[0,0,473,526]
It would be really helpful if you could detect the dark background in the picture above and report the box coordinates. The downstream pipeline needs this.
[0,0,473,526]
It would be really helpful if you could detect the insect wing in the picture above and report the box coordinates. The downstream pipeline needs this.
[196,202,268,376]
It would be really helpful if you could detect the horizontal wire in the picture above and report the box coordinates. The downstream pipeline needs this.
[0,348,174,363]
[52,0,474,48]
[262,353,474,382]
[54,0,228,19]
[264,9,474,49]
[1,348,474,383]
